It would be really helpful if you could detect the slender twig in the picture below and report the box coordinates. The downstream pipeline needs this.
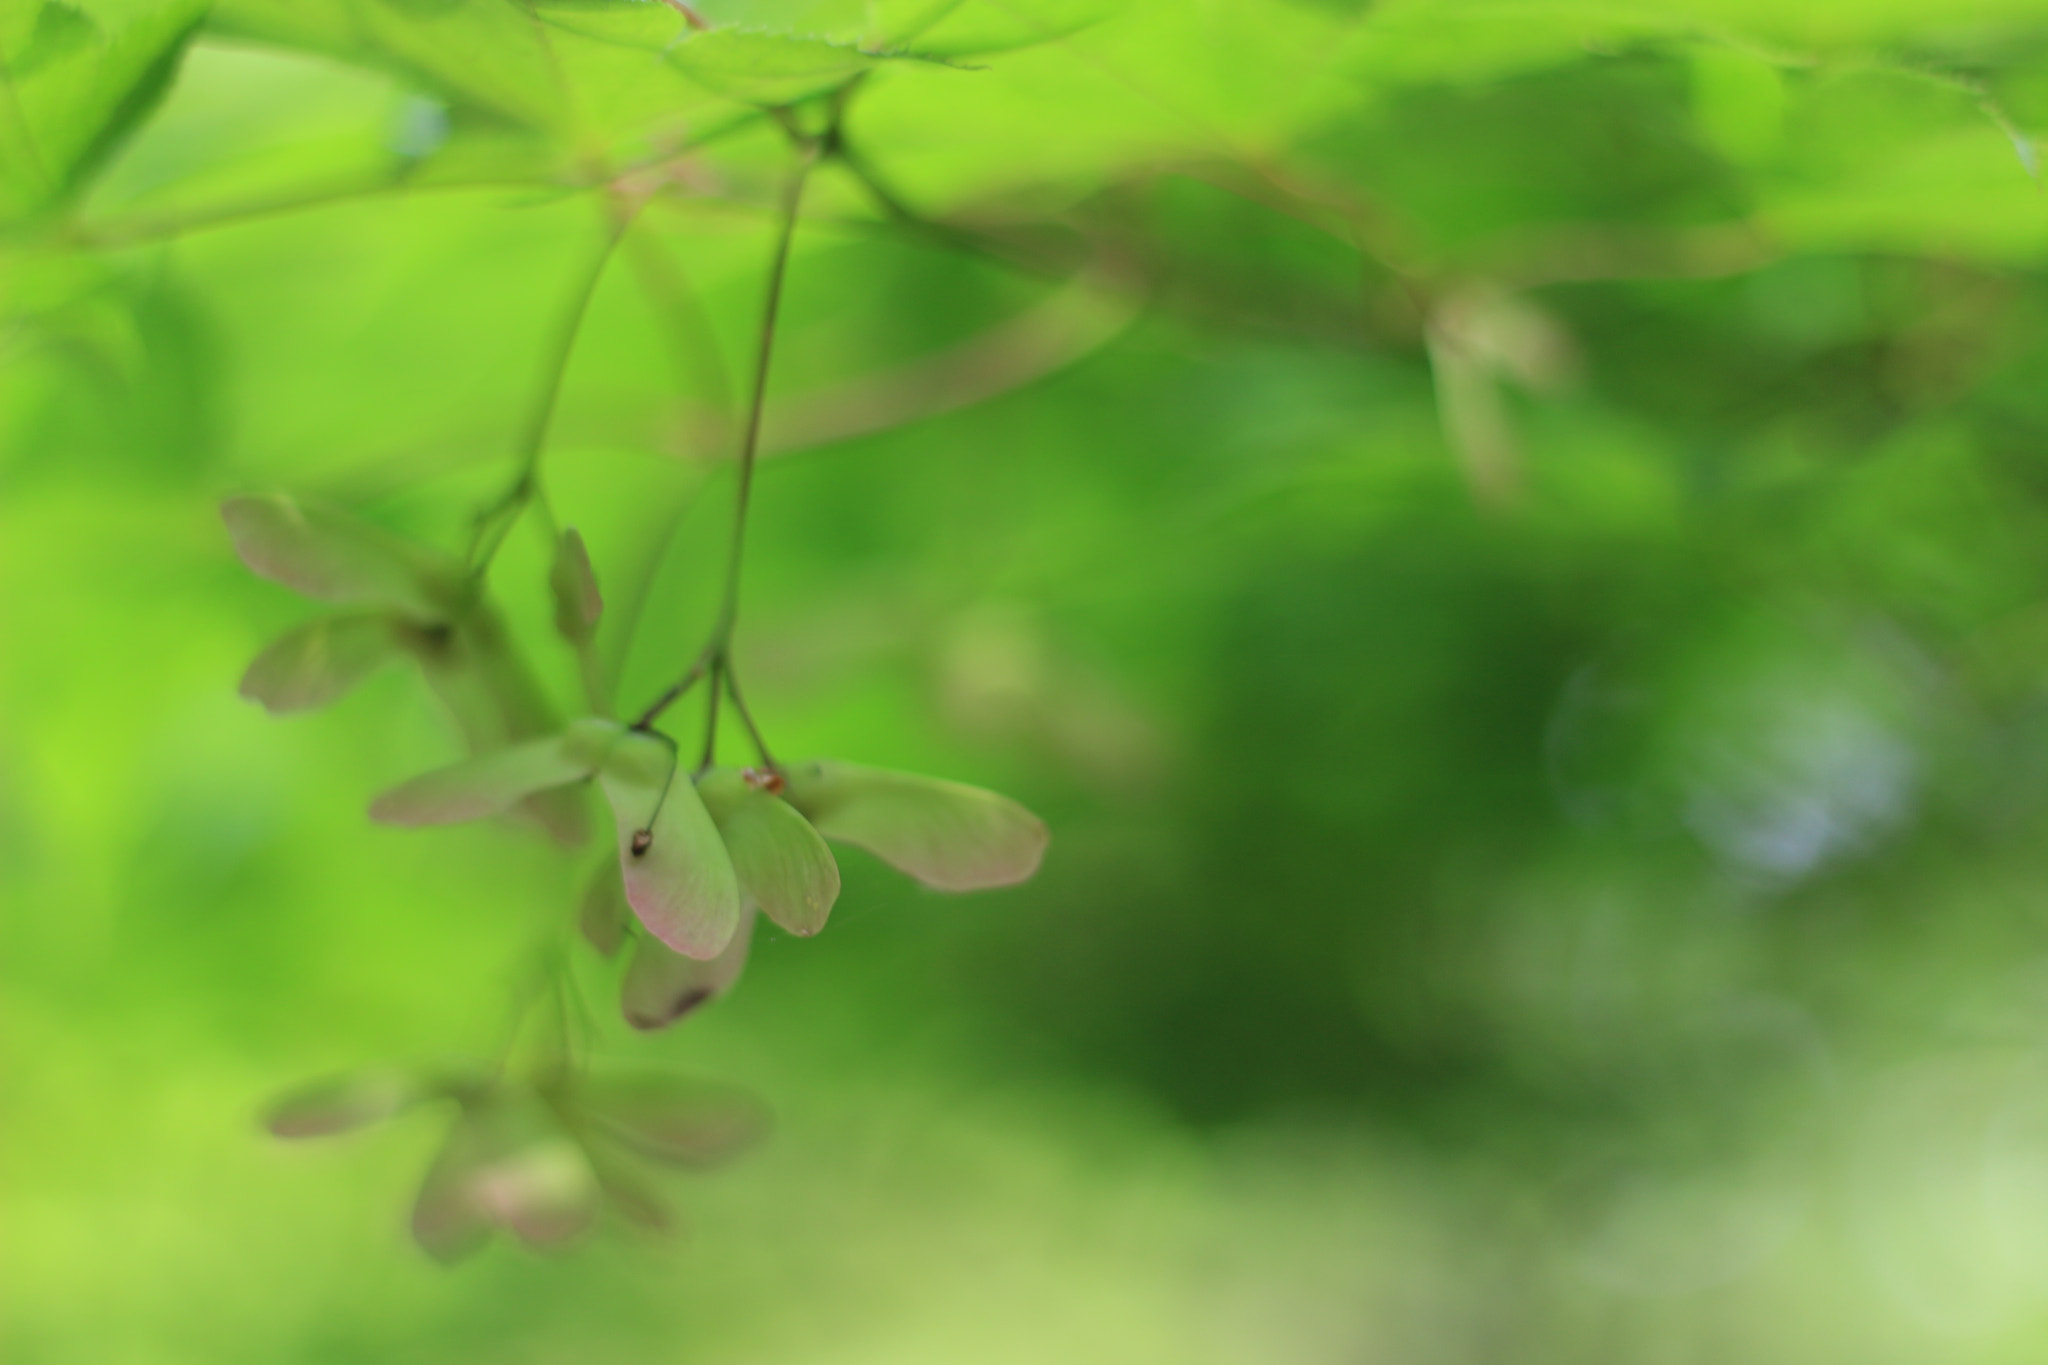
[724,667,776,767]
[68,175,520,250]
[635,133,818,733]
[631,642,713,730]
[68,111,768,252]
[710,143,816,643]
[698,654,726,772]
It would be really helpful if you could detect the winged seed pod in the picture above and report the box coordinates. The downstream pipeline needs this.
[238,614,403,715]
[781,760,1048,891]
[371,722,1045,965]
[222,493,460,621]
[369,718,622,826]
[411,1091,601,1262]
[697,768,839,937]
[265,1062,763,1260]
[263,1067,425,1139]
[568,1070,770,1168]
[597,732,744,959]
[621,909,756,1030]
[224,493,590,845]
[578,856,632,957]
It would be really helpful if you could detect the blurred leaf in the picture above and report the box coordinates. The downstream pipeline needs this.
[239,613,400,715]
[698,767,839,936]
[205,0,561,129]
[0,0,204,221]
[619,906,753,1029]
[1691,44,1786,165]
[598,733,742,958]
[663,28,887,105]
[784,760,1047,891]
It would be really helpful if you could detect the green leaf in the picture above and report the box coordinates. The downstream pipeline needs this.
[368,718,620,828]
[598,733,743,959]
[575,1067,769,1166]
[619,906,752,1030]
[206,0,561,130]
[784,760,1047,891]
[530,0,689,52]
[238,613,400,715]
[549,527,604,645]
[699,768,840,937]
[908,0,1109,57]
[221,493,459,620]
[0,0,205,220]
[577,859,630,957]
[664,29,881,106]
[206,0,730,154]
[263,1068,418,1138]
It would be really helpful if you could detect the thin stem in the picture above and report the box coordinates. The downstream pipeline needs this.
[627,729,683,855]
[631,643,712,730]
[724,667,776,768]
[634,134,817,731]
[468,197,642,574]
[698,653,726,772]
[66,111,769,253]
[710,143,817,644]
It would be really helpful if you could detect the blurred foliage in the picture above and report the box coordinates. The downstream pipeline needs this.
[15,0,2048,1359]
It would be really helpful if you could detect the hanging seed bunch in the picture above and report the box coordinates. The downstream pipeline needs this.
[235,105,1047,1259]
[263,1062,770,1257]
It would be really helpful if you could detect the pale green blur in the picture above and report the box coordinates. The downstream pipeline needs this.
[12,1,2048,1360]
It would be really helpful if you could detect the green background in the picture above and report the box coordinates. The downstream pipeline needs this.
[14,0,2048,1359]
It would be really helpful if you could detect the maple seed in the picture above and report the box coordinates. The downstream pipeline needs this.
[630,828,654,857]
[741,766,784,794]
